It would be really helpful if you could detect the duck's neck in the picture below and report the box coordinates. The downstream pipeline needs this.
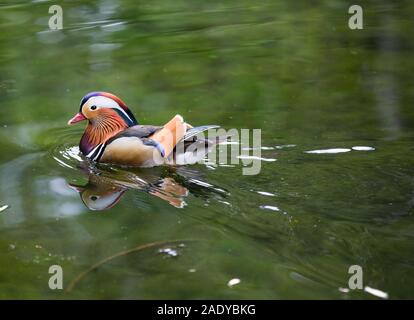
[80,115,128,156]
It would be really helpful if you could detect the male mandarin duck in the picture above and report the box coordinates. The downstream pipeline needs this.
[69,173,188,210]
[68,92,224,167]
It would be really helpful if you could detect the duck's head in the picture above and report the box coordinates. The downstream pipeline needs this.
[68,92,138,155]
[68,91,138,127]
[69,177,127,211]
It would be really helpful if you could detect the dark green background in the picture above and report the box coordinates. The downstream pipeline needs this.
[0,0,413,299]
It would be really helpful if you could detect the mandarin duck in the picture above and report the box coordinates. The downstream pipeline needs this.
[68,92,224,167]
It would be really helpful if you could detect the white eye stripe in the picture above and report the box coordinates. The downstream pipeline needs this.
[85,96,117,109]
[113,106,134,123]
[84,96,133,123]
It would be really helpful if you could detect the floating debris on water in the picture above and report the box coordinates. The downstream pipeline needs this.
[305,148,351,154]
[0,205,9,213]
[259,205,280,211]
[227,278,241,287]
[352,146,375,151]
[257,191,275,197]
[364,286,389,299]
[159,248,178,257]
[218,200,231,206]
[242,146,274,151]
[306,146,376,154]
[275,144,296,149]
[238,155,277,162]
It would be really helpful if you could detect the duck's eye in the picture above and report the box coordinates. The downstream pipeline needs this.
[90,105,97,110]
[90,195,98,201]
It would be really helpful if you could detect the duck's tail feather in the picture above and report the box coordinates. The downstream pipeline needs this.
[181,125,220,142]
[171,125,232,165]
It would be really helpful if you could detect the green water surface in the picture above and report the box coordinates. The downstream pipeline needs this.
[0,0,414,299]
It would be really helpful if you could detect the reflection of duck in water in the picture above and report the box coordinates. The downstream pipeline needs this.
[69,176,126,211]
[69,169,189,210]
